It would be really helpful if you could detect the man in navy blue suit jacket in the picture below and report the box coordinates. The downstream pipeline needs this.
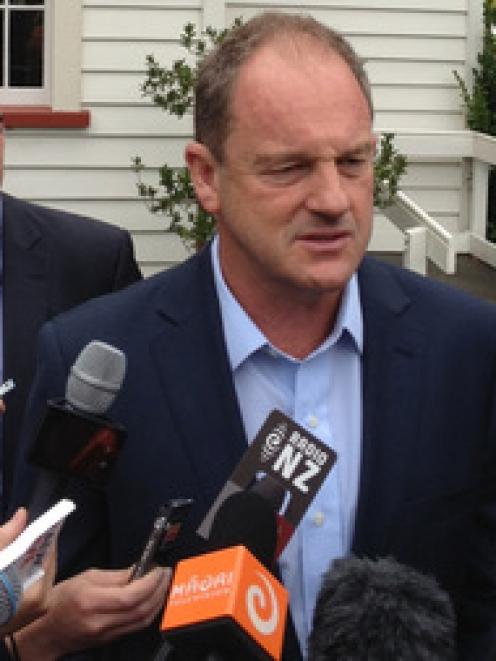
[1,192,142,511]
[8,13,496,660]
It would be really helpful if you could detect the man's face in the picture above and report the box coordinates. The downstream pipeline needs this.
[189,39,375,303]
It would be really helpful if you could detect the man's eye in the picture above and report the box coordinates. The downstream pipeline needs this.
[341,157,365,167]
[263,163,309,182]
[338,157,368,175]
[275,163,306,173]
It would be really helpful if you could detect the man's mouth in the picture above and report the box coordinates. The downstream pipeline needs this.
[295,230,353,251]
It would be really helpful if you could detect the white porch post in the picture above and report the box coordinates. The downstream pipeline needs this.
[470,159,490,239]
[403,226,427,276]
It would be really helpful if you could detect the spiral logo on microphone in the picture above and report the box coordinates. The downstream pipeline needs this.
[245,571,279,636]
[260,422,287,463]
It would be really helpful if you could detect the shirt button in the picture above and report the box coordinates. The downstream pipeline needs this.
[308,414,319,428]
[313,511,325,527]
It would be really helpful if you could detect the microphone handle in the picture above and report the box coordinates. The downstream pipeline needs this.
[148,642,227,661]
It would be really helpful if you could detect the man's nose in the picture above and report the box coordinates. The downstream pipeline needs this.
[305,161,350,219]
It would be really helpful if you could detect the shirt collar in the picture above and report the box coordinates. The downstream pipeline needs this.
[211,235,363,370]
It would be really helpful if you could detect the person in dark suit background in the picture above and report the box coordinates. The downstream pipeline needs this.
[1,192,142,511]
[7,12,496,661]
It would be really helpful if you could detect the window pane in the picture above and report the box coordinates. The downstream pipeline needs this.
[9,2,44,6]
[9,9,43,87]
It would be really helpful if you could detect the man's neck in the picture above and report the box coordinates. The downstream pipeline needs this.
[212,236,347,359]
[227,280,341,360]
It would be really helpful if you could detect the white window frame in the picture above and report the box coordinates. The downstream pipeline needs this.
[0,0,51,104]
[0,0,81,111]
[50,0,81,111]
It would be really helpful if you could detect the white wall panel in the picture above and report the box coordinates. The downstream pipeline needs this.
[6,169,154,199]
[4,135,188,167]
[352,35,465,61]
[374,113,465,131]
[84,7,202,40]
[400,188,459,213]
[225,7,466,35]
[82,41,193,71]
[29,199,173,232]
[365,61,465,85]
[84,1,200,7]
[82,72,151,103]
[370,214,405,251]
[85,106,192,134]
[401,162,461,187]
[227,1,466,10]
[3,0,480,272]
[133,230,190,263]
[372,85,460,112]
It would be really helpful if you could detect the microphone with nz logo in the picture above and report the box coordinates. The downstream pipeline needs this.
[198,410,337,559]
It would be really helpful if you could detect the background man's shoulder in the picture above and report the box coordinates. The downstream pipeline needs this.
[3,192,131,244]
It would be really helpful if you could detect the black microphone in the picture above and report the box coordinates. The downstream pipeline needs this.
[207,486,280,567]
[250,474,286,516]
[160,487,289,661]
[308,555,456,661]
[28,340,126,520]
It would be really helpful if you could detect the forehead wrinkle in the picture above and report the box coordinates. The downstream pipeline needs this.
[253,138,374,169]
[231,104,373,165]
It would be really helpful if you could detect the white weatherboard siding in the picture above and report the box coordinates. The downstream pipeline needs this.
[2,0,479,274]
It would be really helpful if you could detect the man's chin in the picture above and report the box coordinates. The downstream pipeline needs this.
[296,263,358,293]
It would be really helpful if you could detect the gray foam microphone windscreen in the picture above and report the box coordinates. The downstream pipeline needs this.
[65,340,126,415]
[0,565,23,626]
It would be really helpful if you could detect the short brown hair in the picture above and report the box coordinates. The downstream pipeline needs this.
[195,11,373,162]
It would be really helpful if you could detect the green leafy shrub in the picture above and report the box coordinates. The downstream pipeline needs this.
[374,133,408,209]
[454,0,496,242]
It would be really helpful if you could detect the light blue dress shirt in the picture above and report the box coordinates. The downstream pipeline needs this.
[211,236,363,657]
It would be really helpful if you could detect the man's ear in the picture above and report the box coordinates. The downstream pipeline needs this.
[185,142,220,215]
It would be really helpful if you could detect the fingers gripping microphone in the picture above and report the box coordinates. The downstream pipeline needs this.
[0,566,22,626]
[28,341,126,520]
[308,555,456,661]
[161,488,289,661]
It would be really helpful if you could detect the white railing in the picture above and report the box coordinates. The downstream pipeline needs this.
[380,130,496,275]
[382,191,456,275]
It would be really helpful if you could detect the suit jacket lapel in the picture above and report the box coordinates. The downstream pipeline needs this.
[2,193,49,503]
[352,258,428,556]
[148,247,248,507]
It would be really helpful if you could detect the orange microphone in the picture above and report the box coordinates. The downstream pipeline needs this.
[160,490,289,660]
